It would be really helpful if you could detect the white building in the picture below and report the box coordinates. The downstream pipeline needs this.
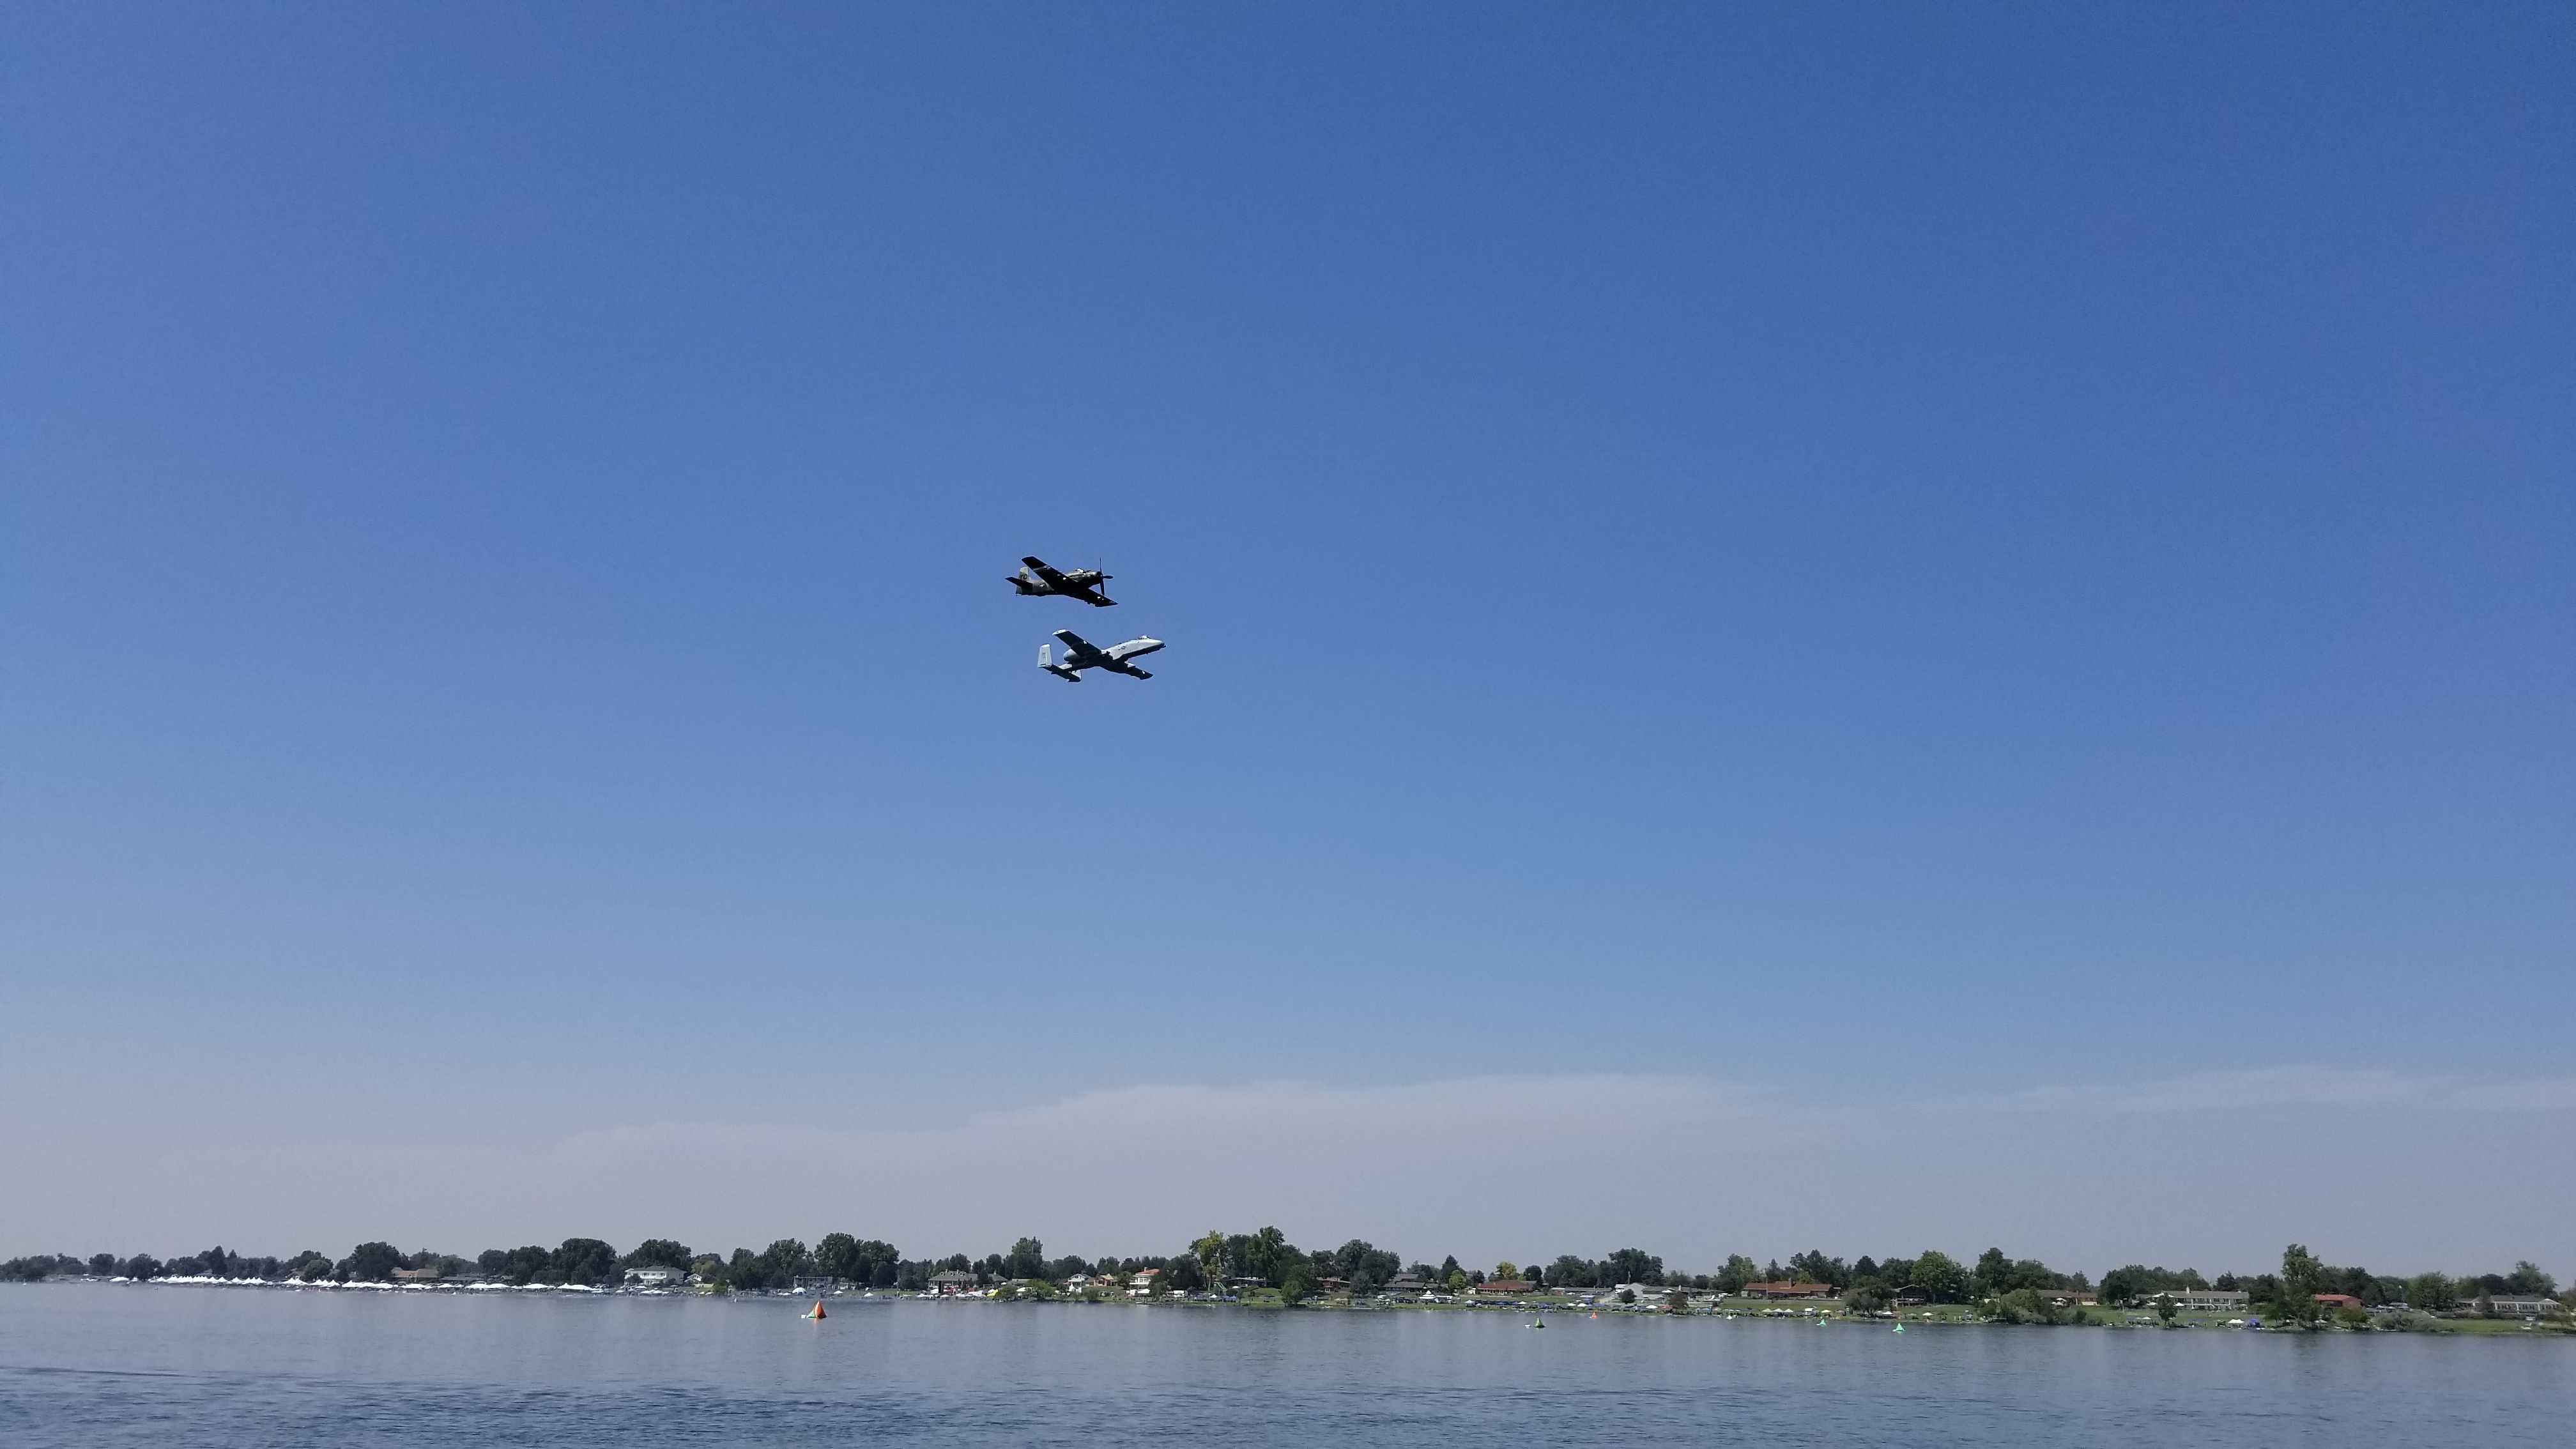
[2161,1291,2248,1312]
[2485,1296,2559,1318]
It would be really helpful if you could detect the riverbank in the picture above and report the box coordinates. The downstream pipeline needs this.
[11,1277,2566,1335]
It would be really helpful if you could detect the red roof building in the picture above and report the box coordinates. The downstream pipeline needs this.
[1740,1281,1837,1299]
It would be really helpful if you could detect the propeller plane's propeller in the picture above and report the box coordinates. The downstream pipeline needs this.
[1007,556,1115,607]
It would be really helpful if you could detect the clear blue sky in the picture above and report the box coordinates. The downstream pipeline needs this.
[4,3,2570,1268]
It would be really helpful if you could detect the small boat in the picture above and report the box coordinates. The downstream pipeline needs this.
[802,1301,827,1320]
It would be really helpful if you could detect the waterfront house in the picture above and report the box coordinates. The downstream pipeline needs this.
[2164,1290,2248,1312]
[623,1266,684,1289]
[2484,1296,2559,1318]
[1385,1273,1428,1293]
[1740,1281,1836,1300]
[928,1269,976,1296]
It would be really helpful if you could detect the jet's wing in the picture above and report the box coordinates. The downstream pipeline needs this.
[1051,629,1105,663]
[1022,556,1070,586]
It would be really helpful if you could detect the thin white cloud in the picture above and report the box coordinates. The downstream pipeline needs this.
[556,1073,1786,1167]
[10,1068,2572,1271]
[1940,1066,2576,1116]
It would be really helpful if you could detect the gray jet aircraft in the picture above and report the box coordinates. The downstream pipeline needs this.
[1008,556,1115,607]
[1040,629,1163,682]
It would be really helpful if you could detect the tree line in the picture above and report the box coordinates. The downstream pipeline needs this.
[6,1234,2564,1322]
[2116,1243,2563,1328]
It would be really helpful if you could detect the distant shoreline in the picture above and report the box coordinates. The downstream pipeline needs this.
[9,1278,2568,1337]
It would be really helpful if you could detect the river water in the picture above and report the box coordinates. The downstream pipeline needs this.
[3,1285,2568,1445]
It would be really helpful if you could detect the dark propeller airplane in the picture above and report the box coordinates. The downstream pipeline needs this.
[1007,556,1115,607]
[1040,629,1163,682]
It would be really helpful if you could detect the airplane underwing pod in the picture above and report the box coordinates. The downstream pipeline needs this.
[1041,629,1159,682]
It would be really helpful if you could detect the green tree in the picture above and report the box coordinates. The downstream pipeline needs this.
[553,1239,618,1287]
[2280,1244,2324,1296]
[2153,1295,2178,1326]
[1277,1259,1318,1304]
[753,1239,809,1287]
[483,1246,551,1285]
[1002,1238,1047,1280]
[1910,1250,1966,1303]
[341,1242,403,1282]
[1788,1250,1847,1288]
[2274,1245,2324,1326]
[1333,1241,1400,1293]
[2101,1264,2201,1306]
[625,1239,693,1271]
[814,1236,898,1286]
[2407,1272,2455,1312]
[1985,1289,2076,1326]
[1605,1248,1664,1285]
[811,1234,859,1279]
[1246,1227,1290,1285]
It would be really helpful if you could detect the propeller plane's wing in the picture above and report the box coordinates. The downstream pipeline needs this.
[1013,555,1115,605]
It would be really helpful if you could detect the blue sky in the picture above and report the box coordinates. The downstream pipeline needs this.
[4,2,2571,1269]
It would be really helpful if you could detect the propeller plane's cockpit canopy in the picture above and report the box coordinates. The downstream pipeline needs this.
[1007,556,1115,607]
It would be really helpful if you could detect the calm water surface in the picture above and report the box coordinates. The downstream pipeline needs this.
[3,1285,2569,1446]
